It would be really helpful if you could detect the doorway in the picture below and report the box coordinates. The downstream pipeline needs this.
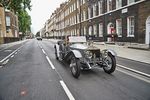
[107,22,114,42]
[145,16,150,45]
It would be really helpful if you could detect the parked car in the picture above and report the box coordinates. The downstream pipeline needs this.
[36,37,42,40]
[54,36,116,78]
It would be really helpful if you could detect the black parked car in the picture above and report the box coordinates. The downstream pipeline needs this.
[36,37,42,41]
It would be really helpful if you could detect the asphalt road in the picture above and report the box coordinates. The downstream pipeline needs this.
[0,39,150,100]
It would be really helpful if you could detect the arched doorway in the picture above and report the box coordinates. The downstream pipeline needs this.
[107,22,114,42]
[145,16,150,45]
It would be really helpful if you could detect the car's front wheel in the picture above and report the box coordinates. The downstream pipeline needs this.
[103,53,116,74]
[70,55,81,78]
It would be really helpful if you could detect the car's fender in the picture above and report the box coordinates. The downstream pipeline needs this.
[71,50,82,58]
[102,49,117,57]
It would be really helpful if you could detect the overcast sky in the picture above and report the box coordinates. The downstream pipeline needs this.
[29,0,65,34]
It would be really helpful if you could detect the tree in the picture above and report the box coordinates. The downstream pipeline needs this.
[18,9,31,35]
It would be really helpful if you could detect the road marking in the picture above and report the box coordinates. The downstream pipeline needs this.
[117,64,150,78]
[0,66,3,68]
[42,49,46,55]
[117,68,150,83]
[4,50,12,52]
[46,56,55,69]
[0,45,23,63]
[2,59,9,65]
[60,80,75,100]
[11,55,14,58]
[15,52,17,54]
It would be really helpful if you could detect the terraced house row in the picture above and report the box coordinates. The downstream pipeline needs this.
[45,0,150,44]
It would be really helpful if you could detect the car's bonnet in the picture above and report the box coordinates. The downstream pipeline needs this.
[70,43,88,50]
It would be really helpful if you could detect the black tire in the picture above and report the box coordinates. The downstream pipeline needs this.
[54,46,59,60]
[70,55,81,78]
[103,53,116,74]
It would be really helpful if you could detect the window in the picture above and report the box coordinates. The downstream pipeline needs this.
[0,17,1,24]
[91,7,93,18]
[127,16,134,37]
[0,17,2,37]
[128,0,135,4]
[107,0,113,12]
[6,16,11,26]
[116,0,122,8]
[77,0,79,8]
[99,23,103,37]
[77,14,80,23]
[83,0,85,4]
[88,7,91,19]
[83,10,86,21]
[93,24,97,37]
[116,19,122,37]
[93,4,97,17]
[98,1,103,15]
[15,30,18,37]
[89,26,92,36]
[84,27,86,36]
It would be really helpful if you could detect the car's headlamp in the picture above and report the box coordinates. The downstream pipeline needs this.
[84,51,92,58]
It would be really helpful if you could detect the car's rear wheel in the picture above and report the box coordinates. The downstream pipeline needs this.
[70,55,81,78]
[103,53,116,74]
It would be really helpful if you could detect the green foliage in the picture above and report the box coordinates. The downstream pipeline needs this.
[18,9,31,34]
[0,0,32,35]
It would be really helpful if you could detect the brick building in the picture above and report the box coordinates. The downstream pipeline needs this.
[47,0,150,44]
[0,5,6,44]
[0,5,19,44]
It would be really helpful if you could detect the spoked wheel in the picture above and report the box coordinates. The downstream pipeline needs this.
[69,55,81,78]
[103,53,116,74]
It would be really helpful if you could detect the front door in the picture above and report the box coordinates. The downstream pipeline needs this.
[145,16,150,45]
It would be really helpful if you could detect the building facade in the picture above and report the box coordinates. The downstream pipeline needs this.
[0,5,6,44]
[5,10,19,38]
[47,0,150,44]
[0,5,19,44]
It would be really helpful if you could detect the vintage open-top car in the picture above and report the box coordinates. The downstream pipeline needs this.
[54,36,116,78]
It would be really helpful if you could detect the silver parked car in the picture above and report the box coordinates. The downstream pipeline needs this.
[54,36,116,78]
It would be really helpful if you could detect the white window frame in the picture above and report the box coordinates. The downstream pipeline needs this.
[84,27,86,36]
[116,19,122,37]
[83,0,85,4]
[88,7,91,19]
[77,0,79,8]
[6,16,11,26]
[0,17,2,25]
[83,10,86,21]
[94,24,97,37]
[116,0,122,9]
[99,23,103,37]
[89,26,92,36]
[127,16,135,37]
[107,0,113,12]
[98,1,103,15]
[93,4,97,17]
[128,0,135,5]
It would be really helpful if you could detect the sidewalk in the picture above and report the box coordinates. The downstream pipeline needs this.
[49,39,150,64]
[0,39,28,51]
[94,42,150,64]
